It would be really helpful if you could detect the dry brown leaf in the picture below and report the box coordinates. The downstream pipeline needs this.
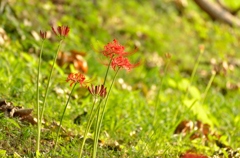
[19,115,37,125]
[0,99,36,125]
[174,120,194,136]
[174,120,221,141]
[57,50,88,73]
[13,109,33,117]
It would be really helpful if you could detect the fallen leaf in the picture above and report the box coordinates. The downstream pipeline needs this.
[174,120,194,136]
[13,109,33,117]
[57,50,88,73]
[19,115,37,125]
[0,99,36,125]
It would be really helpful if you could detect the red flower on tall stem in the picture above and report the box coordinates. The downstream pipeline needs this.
[52,25,70,38]
[93,39,137,59]
[66,73,91,87]
[94,39,142,72]
[106,55,141,72]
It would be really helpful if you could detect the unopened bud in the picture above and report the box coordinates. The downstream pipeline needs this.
[165,53,172,59]
[199,45,205,54]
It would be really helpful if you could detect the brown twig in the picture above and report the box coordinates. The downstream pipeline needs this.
[194,0,240,27]
[216,0,240,15]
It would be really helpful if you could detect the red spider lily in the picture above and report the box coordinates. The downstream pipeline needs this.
[93,39,138,59]
[40,30,47,39]
[52,25,70,38]
[66,73,91,87]
[88,84,107,98]
[110,55,141,72]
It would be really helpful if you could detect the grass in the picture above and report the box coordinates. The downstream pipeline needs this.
[0,0,240,157]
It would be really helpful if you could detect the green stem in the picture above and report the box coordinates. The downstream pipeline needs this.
[173,50,203,125]
[36,40,45,156]
[78,99,102,158]
[143,58,170,156]
[92,56,114,157]
[53,83,77,155]
[170,99,198,134]
[202,72,216,105]
[184,51,203,99]
[38,40,63,151]
[93,67,120,158]
[93,102,101,157]
[103,56,114,86]
[153,59,170,127]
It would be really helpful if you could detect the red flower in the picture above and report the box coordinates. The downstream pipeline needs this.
[66,73,90,87]
[93,39,137,59]
[110,56,141,72]
[52,25,70,38]
[40,30,47,39]
[94,39,141,72]
[103,39,125,58]
[88,84,107,98]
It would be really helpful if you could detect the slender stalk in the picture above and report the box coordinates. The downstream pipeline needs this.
[141,58,170,157]
[78,55,114,158]
[170,99,198,134]
[93,102,101,156]
[142,58,170,157]
[53,83,77,155]
[92,67,120,158]
[92,56,114,156]
[38,40,63,151]
[36,40,45,156]
[78,99,102,158]
[87,100,103,136]
[103,56,114,86]
[184,50,204,99]
[153,59,170,126]
[202,71,216,105]
[172,49,204,125]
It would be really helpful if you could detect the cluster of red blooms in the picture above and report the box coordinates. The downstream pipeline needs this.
[102,39,128,58]
[52,26,70,38]
[40,25,110,98]
[99,39,141,72]
[66,73,90,88]
[88,84,107,98]
[66,72,107,99]
[63,38,140,99]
